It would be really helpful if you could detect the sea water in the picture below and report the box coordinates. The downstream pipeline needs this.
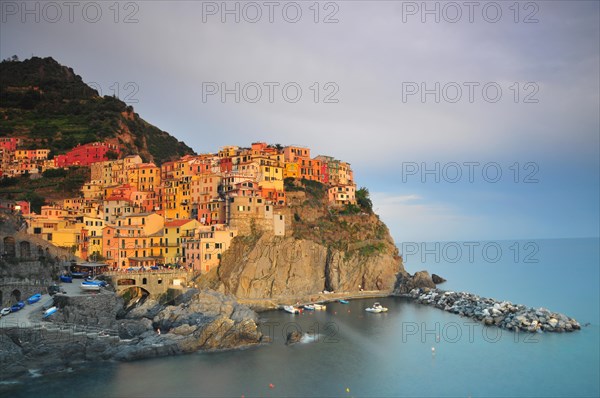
[4,238,599,397]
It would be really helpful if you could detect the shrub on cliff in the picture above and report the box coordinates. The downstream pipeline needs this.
[356,187,373,213]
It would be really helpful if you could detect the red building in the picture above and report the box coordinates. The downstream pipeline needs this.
[0,137,20,151]
[54,142,119,167]
[219,157,233,173]
[320,162,329,184]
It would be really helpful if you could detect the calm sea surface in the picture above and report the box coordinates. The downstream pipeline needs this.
[4,238,599,397]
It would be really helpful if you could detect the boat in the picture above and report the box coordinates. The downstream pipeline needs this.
[71,272,88,279]
[303,304,315,311]
[365,302,388,313]
[26,293,42,304]
[10,301,25,312]
[1,307,11,316]
[283,305,300,314]
[339,299,350,304]
[43,306,57,318]
[60,275,73,283]
[314,303,326,310]
[80,283,101,291]
[83,279,107,287]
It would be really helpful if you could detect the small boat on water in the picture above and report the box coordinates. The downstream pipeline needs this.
[27,293,42,304]
[60,275,73,283]
[283,305,300,314]
[80,283,101,291]
[339,299,350,304]
[314,303,326,310]
[365,302,388,313]
[43,306,57,318]
[10,301,25,312]
[1,307,11,316]
[303,304,315,311]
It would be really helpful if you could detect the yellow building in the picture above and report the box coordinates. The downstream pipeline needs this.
[127,163,161,192]
[83,215,105,257]
[81,180,104,200]
[163,219,201,265]
[50,222,85,257]
[283,162,300,179]
[14,149,50,161]
[255,157,284,191]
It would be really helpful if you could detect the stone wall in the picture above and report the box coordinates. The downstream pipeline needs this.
[103,270,190,297]
[0,224,74,307]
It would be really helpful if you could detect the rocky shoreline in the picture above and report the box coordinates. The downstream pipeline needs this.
[402,288,581,333]
[0,288,265,381]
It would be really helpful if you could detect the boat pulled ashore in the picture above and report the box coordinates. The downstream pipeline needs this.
[80,283,101,292]
[83,278,108,287]
[43,306,58,318]
[283,305,300,314]
[26,293,42,304]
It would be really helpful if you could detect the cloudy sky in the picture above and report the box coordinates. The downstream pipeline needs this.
[1,1,598,243]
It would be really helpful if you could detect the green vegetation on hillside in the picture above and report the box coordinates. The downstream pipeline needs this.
[288,179,391,257]
[0,56,195,164]
[0,167,90,210]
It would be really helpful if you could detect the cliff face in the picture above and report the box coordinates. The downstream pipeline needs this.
[207,183,406,301]
[215,234,401,300]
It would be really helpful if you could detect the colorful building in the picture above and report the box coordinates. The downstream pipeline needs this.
[185,225,238,273]
[327,184,357,206]
[54,142,119,168]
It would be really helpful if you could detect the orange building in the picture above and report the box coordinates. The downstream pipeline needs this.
[327,185,357,207]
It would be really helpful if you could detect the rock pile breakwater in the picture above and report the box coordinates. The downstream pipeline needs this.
[404,288,581,333]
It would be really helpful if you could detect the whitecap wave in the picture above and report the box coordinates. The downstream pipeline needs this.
[300,333,321,343]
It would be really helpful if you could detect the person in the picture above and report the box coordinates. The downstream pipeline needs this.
[157,328,161,335]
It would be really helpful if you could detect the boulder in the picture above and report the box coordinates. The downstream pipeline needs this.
[431,274,447,284]
[286,331,302,345]
[393,271,436,295]
[118,319,153,339]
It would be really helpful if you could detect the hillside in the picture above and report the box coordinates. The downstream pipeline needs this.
[0,56,195,164]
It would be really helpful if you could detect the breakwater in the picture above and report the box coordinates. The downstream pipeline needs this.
[404,288,581,333]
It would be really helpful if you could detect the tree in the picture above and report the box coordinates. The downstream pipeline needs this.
[356,187,373,213]
[42,168,67,178]
[17,191,45,213]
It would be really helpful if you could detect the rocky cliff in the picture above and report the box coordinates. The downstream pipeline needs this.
[213,233,401,300]
[200,181,410,302]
